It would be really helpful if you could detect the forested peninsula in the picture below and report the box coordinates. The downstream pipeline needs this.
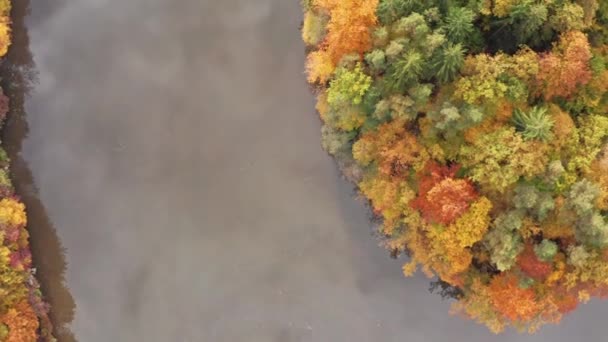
[302,0,608,333]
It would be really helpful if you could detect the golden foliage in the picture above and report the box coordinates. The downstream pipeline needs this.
[0,199,26,228]
[313,0,378,63]
[306,50,335,84]
[1,301,39,342]
[411,197,493,284]
[353,119,429,174]
[0,16,10,58]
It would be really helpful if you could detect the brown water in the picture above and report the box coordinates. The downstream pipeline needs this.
[4,1,608,341]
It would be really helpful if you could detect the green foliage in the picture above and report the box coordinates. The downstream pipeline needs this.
[327,63,372,109]
[534,240,558,262]
[387,50,425,91]
[567,180,600,217]
[365,49,387,72]
[321,125,355,156]
[512,107,554,141]
[513,184,555,221]
[443,7,475,45]
[549,3,586,32]
[377,0,420,25]
[485,210,525,271]
[509,3,548,45]
[302,11,328,46]
[433,43,465,83]
[567,245,590,268]
[565,180,608,248]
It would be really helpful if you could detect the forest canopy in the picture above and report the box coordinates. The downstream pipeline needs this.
[0,1,53,341]
[302,0,608,333]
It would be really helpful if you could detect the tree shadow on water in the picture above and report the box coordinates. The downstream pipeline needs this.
[0,1,76,341]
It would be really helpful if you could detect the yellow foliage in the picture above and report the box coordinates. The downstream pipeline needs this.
[421,197,493,283]
[0,0,9,17]
[359,175,415,231]
[315,91,330,121]
[550,104,576,151]
[520,218,542,240]
[0,198,26,228]
[0,17,10,58]
[0,246,27,311]
[578,290,591,303]
[545,253,567,287]
[302,11,327,46]
[456,49,539,105]
[565,251,608,290]
[306,50,335,84]
[335,107,365,131]
[492,0,518,17]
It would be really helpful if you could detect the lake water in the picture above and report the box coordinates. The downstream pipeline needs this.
[4,1,608,341]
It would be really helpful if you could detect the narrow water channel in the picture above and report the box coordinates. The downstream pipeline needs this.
[4,1,608,341]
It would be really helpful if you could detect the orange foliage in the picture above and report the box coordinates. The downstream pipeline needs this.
[517,245,554,281]
[463,116,506,143]
[537,31,592,100]
[411,162,478,225]
[588,160,608,210]
[552,289,578,314]
[353,119,429,177]
[489,273,541,322]
[313,0,378,63]
[1,301,39,342]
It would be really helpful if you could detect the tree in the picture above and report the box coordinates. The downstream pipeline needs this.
[459,127,549,193]
[512,106,554,141]
[314,0,379,64]
[302,10,328,46]
[327,63,372,109]
[489,272,541,322]
[306,50,335,84]
[0,301,39,342]
[443,7,475,45]
[432,43,465,83]
[411,162,478,225]
[536,31,592,100]
[518,244,553,281]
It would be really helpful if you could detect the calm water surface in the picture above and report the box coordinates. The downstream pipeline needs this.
[3,1,608,341]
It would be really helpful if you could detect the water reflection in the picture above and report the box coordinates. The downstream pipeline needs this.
[0,1,75,341]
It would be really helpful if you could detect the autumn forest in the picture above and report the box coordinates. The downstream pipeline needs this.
[0,1,52,341]
[302,0,608,333]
